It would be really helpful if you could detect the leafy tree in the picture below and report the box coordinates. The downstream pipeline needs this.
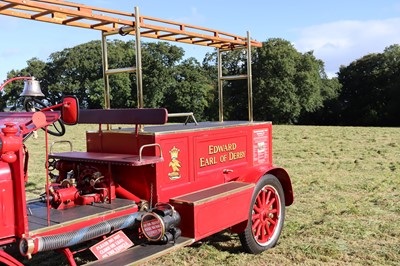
[141,42,184,108]
[106,40,136,108]
[337,44,400,126]
[253,38,330,123]
[45,40,106,108]
[200,39,335,123]
[201,52,219,120]
[3,40,187,110]
[299,77,342,125]
[221,49,250,120]
[201,49,250,120]
[164,57,214,121]
[382,45,400,125]
[25,40,137,109]
[2,38,342,125]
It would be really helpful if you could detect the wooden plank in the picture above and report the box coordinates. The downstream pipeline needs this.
[91,21,111,28]
[0,0,261,48]
[62,15,82,24]
[31,10,52,19]
[86,237,194,266]
[4,0,134,26]
[0,3,16,11]
[170,182,255,206]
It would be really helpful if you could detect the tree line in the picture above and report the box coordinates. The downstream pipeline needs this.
[2,39,399,126]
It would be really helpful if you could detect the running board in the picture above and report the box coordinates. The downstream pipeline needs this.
[85,237,194,265]
[170,182,255,240]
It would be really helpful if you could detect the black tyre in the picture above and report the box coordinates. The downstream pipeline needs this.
[239,174,285,254]
[24,97,66,137]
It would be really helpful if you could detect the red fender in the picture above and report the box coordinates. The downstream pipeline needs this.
[231,166,294,234]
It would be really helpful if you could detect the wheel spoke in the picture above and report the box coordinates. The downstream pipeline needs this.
[253,222,262,238]
[267,217,277,226]
[256,195,262,208]
[266,224,273,238]
[265,189,271,204]
[252,213,260,221]
[261,189,266,206]
[253,203,262,213]
[269,209,278,214]
[252,218,261,231]
[266,197,276,209]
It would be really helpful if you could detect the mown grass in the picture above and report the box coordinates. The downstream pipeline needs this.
[21,125,400,265]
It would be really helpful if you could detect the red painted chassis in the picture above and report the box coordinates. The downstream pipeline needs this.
[0,105,293,265]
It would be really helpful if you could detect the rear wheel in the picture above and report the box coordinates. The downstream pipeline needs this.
[239,174,285,254]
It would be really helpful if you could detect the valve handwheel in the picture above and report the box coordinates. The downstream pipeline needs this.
[24,97,66,136]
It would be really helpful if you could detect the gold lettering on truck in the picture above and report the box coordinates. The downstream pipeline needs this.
[208,143,237,154]
[199,142,246,168]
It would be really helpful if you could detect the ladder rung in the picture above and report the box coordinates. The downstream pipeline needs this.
[105,67,136,75]
[220,74,248,81]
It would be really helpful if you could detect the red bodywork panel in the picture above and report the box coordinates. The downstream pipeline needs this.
[0,108,293,265]
[85,122,277,203]
[0,162,14,239]
[84,121,293,239]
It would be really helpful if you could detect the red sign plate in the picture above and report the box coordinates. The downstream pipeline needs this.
[90,231,133,260]
[142,215,163,240]
[253,129,269,166]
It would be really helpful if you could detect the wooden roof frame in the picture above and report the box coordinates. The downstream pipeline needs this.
[1,0,261,122]
[0,0,262,49]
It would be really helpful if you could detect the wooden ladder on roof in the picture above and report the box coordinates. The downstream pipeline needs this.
[0,0,262,120]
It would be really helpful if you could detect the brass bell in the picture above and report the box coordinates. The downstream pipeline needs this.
[20,77,45,97]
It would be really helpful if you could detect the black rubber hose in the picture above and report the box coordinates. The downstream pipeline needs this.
[36,212,144,252]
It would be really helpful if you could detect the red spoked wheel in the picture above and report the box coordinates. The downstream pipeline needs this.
[239,174,285,254]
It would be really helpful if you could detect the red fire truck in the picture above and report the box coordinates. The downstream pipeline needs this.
[0,1,293,265]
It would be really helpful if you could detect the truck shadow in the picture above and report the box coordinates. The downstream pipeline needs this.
[190,230,244,254]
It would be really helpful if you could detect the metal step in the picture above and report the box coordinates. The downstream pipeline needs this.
[85,237,194,265]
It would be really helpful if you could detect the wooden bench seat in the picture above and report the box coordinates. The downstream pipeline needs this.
[49,151,163,166]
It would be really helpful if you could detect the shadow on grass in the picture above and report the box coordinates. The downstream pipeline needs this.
[25,181,43,192]
[189,230,244,254]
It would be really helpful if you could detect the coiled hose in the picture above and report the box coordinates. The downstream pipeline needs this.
[21,211,144,256]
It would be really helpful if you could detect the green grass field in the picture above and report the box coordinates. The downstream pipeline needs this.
[22,124,400,265]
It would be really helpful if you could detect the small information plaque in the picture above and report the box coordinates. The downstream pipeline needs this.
[90,230,133,260]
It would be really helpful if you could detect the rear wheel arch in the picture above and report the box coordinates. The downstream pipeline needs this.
[267,167,293,206]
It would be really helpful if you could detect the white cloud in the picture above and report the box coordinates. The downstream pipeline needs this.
[294,18,400,75]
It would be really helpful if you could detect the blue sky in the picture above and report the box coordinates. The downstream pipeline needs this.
[1,0,400,83]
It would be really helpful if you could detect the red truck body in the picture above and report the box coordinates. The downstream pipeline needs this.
[0,108,293,265]
[0,1,293,265]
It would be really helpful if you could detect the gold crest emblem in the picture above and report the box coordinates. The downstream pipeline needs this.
[168,146,181,180]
